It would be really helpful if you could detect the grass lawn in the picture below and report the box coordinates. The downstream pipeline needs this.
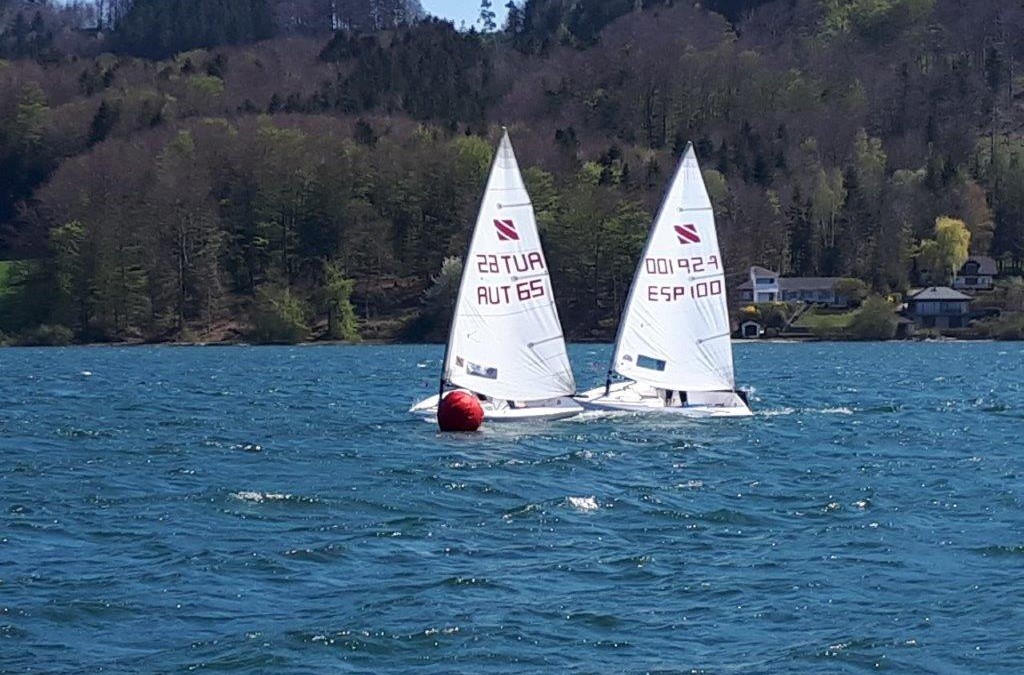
[792,309,856,331]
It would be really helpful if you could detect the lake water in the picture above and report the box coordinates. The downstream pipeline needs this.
[2,343,1023,673]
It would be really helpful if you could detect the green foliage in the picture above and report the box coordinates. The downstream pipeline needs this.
[821,0,935,43]
[754,302,802,330]
[16,324,73,347]
[186,74,225,97]
[14,82,49,150]
[848,295,898,340]
[796,309,855,336]
[88,100,121,147]
[320,20,497,123]
[978,312,1024,341]
[833,278,869,305]
[999,278,1024,313]
[0,260,13,295]
[114,0,274,60]
[250,285,309,344]
[918,217,971,285]
[0,0,1023,344]
[985,138,1024,262]
[321,263,359,341]
[423,256,462,309]
[419,255,463,340]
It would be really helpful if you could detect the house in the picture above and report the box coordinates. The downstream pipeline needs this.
[739,319,764,339]
[737,267,849,307]
[953,256,997,291]
[738,266,780,302]
[905,286,972,329]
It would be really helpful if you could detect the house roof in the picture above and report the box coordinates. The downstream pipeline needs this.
[778,277,844,292]
[959,255,998,276]
[737,275,844,292]
[907,286,972,301]
[736,266,779,289]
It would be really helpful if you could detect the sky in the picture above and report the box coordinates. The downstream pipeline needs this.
[421,0,509,30]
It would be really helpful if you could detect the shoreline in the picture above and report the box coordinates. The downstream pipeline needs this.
[0,336,1005,348]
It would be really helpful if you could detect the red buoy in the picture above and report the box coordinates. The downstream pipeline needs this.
[437,390,484,432]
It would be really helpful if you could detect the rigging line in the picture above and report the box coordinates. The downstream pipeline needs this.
[510,272,549,281]
[466,301,559,318]
[528,334,564,348]
[687,271,727,282]
[696,331,731,345]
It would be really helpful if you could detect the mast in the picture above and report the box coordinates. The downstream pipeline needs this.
[607,142,735,393]
[436,128,510,399]
[605,142,696,389]
[440,127,576,402]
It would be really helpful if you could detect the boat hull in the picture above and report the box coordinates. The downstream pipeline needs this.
[575,382,753,418]
[410,392,583,422]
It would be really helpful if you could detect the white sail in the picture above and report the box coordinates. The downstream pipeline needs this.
[610,144,735,392]
[442,130,576,401]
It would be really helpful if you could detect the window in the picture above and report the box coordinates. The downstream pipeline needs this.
[637,355,667,371]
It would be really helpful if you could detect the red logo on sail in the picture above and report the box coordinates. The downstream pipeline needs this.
[494,219,520,241]
[675,223,700,245]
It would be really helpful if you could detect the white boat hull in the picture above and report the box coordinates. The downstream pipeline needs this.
[409,392,583,422]
[575,381,752,418]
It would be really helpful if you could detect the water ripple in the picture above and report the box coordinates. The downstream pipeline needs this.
[0,343,1022,672]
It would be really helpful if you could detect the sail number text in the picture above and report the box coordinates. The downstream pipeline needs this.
[474,252,549,306]
[644,256,723,302]
[644,255,720,275]
[477,279,546,305]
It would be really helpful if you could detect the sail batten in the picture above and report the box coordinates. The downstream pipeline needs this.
[442,131,576,402]
[609,144,736,393]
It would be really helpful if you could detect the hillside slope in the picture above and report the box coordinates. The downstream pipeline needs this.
[0,0,1021,343]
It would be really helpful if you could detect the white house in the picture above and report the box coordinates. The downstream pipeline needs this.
[737,266,850,307]
[738,266,780,303]
[953,256,997,291]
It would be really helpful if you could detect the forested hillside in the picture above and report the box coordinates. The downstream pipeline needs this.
[0,0,1022,344]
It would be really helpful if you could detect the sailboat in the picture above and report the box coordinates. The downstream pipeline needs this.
[576,143,752,417]
[410,129,583,422]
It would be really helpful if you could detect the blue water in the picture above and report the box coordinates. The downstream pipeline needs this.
[2,343,1023,673]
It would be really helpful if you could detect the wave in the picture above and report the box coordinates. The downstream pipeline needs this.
[229,491,318,505]
[566,495,599,512]
[282,543,345,562]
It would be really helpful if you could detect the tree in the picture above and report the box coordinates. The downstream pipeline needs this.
[250,285,309,343]
[917,216,971,285]
[849,295,898,340]
[833,278,869,306]
[321,262,359,340]
[504,1,523,34]
[87,99,120,147]
[479,0,496,32]
[113,0,274,59]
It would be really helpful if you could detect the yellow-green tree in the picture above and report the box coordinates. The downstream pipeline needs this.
[918,216,971,285]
